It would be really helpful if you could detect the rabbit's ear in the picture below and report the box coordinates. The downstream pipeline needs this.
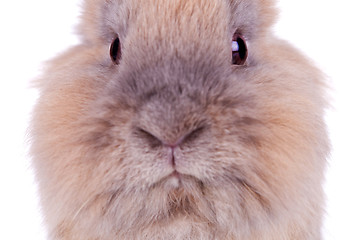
[256,0,278,30]
[77,0,103,43]
[78,0,130,44]
[229,0,278,38]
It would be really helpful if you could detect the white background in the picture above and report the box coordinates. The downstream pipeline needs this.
[0,0,359,239]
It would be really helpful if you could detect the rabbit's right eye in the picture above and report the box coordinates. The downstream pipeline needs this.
[110,37,121,64]
[232,33,248,65]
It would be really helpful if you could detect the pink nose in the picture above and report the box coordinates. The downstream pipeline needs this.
[135,126,206,167]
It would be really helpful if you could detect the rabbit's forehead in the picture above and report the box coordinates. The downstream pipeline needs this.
[82,0,276,44]
[111,0,230,34]
[129,0,228,21]
[100,0,267,38]
[129,0,230,47]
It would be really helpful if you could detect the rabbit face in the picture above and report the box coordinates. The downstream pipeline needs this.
[31,0,329,239]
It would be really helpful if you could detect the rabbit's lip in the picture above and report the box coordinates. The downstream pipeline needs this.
[154,170,182,185]
[165,170,185,183]
[155,170,183,189]
[170,170,181,178]
[156,169,199,188]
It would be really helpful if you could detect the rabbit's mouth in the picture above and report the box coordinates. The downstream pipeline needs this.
[153,169,205,193]
[159,170,186,189]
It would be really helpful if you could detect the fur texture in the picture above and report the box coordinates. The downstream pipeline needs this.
[31,0,329,239]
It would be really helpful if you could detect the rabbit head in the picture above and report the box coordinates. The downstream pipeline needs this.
[31,0,329,239]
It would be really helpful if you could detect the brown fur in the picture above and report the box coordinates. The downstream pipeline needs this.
[30,0,329,239]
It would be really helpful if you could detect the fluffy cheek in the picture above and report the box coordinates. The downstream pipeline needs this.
[204,93,326,228]
[194,106,285,222]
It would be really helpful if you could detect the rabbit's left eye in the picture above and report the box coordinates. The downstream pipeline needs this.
[232,33,247,65]
[110,37,121,64]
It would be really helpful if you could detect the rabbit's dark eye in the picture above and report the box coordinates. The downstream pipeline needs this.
[232,33,247,65]
[110,37,121,64]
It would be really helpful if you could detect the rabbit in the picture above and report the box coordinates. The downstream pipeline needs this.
[30,0,329,239]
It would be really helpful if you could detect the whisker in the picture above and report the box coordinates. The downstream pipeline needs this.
[71,197,93,222]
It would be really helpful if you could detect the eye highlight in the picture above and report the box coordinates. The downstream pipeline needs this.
[232,33,248,65]
[110,37,121,64]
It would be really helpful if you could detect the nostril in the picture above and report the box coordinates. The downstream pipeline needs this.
[182,125,206,144]
[135,128,163,148]
[163,126,206,148]
[134,125,207,149]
